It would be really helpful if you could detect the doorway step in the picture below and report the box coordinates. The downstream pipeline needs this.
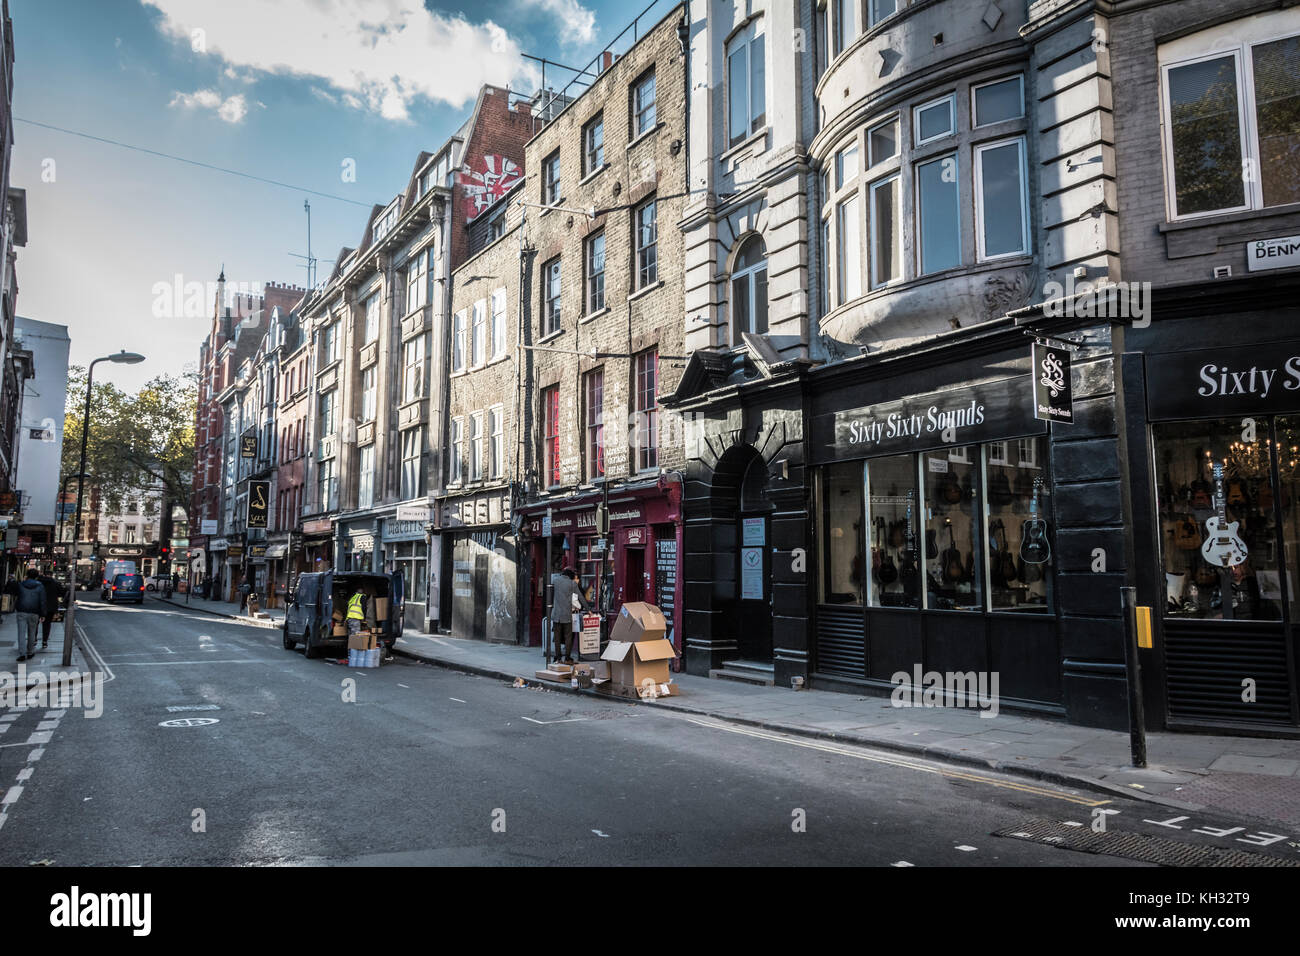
[709,659,775,686]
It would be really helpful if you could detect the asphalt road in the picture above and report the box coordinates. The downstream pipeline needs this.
[0,597,1292,867]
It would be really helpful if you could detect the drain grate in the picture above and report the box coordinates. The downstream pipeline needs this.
[996,819,1300,867]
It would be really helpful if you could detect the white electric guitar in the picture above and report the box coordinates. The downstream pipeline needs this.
[1201,462,1248,568]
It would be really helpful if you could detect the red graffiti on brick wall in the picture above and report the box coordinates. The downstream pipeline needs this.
[457,155,522,221]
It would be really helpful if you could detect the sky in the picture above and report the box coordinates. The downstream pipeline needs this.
[9,0,661,393]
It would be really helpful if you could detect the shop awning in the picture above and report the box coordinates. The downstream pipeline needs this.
[264,544,288,559]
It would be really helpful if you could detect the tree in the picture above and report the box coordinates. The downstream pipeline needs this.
[61,366,198,527]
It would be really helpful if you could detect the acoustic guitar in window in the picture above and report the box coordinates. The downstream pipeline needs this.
[1201,462,1248,569]
[1019,477,1051,565]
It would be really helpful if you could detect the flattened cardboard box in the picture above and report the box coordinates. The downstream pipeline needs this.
[608,602,667,644]
[600,638,676,696]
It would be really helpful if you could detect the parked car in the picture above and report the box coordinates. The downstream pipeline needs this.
[106,573,145,604]
[143,575,169,591]
[282,571,404,658]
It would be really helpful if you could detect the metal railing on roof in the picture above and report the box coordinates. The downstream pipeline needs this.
[527,0,677,133]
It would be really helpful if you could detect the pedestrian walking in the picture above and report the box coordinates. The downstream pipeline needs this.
[13,569,46,661]
[37,571,61,650]
[238,579,251,613]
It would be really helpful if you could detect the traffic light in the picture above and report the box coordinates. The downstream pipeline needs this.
[159,545,170,574]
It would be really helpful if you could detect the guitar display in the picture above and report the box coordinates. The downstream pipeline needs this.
[875,519,897,586]
[898,498,919,596]
[1200,461,1248,569]
[941,524,965,584]
[1019,477,1051,565]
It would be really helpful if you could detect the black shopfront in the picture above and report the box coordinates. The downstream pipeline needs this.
[804,324,1131,727]
[1125,280,1300,735]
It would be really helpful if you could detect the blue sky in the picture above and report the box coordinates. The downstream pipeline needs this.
[10,0,659,392]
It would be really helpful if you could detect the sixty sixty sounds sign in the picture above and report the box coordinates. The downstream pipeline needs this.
[1146,344,1300,421]
[815,376,1044,463]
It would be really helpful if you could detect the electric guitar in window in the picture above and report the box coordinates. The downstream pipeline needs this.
[1201,462,1248,569]
[1019,477,1051,565]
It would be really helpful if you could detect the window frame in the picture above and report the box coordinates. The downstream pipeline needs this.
[633,68,658,137]
[450,417,465,486]
[471,298,487,367]
[913,93,957,146]
[867,116,899,168]
[634,198,658,290]
[584,367,605,482]
[869,173,902,289]
[633,350,659,473]
[542,385,561,488]
[490,288,507,359]
[726,26,766,148]
[542,149,563,206]
[360,365,377,424]
[543,257,562,335]
[488,406,504,479]
[974,135,1030,261]
[916,151,962,275]
[469,411,484,483]
[451,309,467,371]
[583,112,605,176]
[586,230,606,315]
[363,291,381,345]
[1157,31,1300,220]
[405,248,428,313]
[972,74,1025,128]
[730,235,769,341]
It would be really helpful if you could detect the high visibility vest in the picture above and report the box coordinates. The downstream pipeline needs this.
[347,593,365,620]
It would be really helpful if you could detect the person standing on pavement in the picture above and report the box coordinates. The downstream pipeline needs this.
[237,578,251,613]
[13,569,46,661]
[37,571,61,650]
[549,566,589,664]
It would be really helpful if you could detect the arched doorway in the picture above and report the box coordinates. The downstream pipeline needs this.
[708,445,774,665]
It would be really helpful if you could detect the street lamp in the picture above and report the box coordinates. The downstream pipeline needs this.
[64,351,145,665]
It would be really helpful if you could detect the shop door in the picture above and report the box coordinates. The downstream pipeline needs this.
[624,547,646,604]
[737,513,773,661]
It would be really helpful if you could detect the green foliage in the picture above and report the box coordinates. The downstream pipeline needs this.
[62,366,197,518]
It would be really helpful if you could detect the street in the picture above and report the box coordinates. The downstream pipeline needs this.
[0,598,1294,867]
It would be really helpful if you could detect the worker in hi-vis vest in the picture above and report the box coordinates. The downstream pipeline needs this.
[346,590,367,637]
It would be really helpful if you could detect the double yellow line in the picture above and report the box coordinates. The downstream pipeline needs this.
[672,714,1111,808]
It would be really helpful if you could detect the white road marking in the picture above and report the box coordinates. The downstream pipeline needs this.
[43,710,66,719]
[75,623,114,684]
[520,716,587,725]
[1062,821,1082,828]
[591,829,609,838]
[3,786,23,804]
[113,660,267,666]
[26,748,43,761]
[955,845,977,852]
[449,697,465,703]
[36,720,59,731]
[16,768,31,781]
[397,683,410,689]
[24,731,52,745]
[892,861,914,867]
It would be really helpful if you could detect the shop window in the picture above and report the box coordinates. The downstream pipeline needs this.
[577,536,613,613]
[865,454,920,608]
[922,447,983,611]
[821,461,865,606]
[1154,419,1283,621]
[985,437,1053,613]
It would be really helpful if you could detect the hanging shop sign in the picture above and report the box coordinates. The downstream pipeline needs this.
[240,436,257,459]
[200,519,218,535]
[1246,234,1300,272]
[814,376,1043,462]
[395,504,430,524]
[1146,344,1300,421]
[1032,341,1074,424]
[246,481,270,528]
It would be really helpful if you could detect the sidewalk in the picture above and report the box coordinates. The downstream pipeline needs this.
[150,593,285,629]
[1,619,94,691]
[393,632,1300,833]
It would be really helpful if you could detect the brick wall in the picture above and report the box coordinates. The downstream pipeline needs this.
[521,5,690,493]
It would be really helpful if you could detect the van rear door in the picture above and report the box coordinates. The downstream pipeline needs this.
[390,570,404,637]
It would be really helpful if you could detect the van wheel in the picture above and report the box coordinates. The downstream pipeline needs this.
[303,629,322,659]
[282,625,295,651]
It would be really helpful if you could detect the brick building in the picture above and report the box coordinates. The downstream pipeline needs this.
[296,84,533,632]
[513,5,690,656]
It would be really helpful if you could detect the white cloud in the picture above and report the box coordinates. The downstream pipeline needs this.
[169,88,248,123]
[524,0,597,46]
[141,0,540,122]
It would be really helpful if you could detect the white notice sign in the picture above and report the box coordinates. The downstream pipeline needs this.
[1247,234,1300,272]
[741,547,763,599]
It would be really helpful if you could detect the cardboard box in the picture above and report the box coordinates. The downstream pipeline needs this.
[608,602,667,644]
[374,597,389,621]
[535,668,572,682]
[332,607,345,622]
[332,622,347,637]
[348,631,377,651]
[600,638,676,697]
